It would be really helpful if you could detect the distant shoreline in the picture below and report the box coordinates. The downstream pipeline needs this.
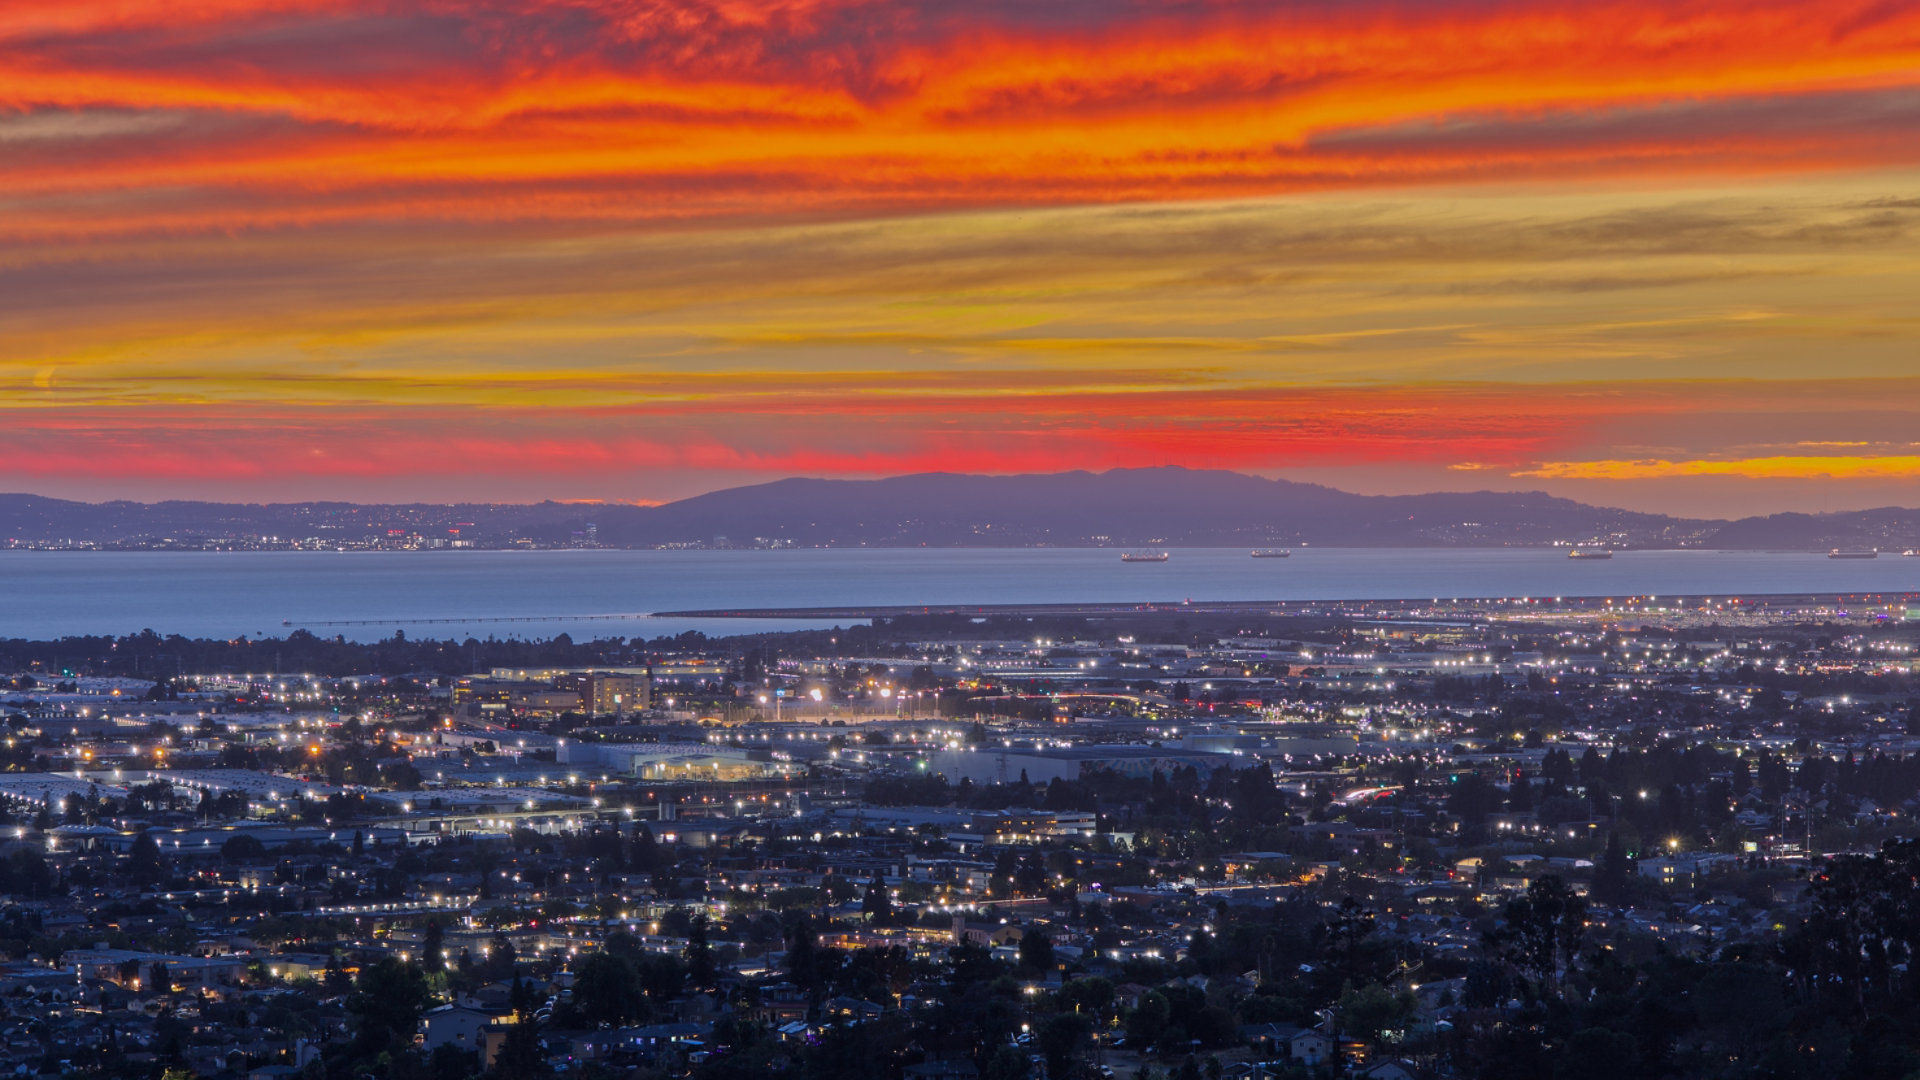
[12,468,1920,552]
[0,543,1883,554]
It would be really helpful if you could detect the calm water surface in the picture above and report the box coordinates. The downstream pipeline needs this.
[2,548,1917,641]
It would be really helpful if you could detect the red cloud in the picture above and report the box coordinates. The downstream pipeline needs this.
[4,0,1920,240]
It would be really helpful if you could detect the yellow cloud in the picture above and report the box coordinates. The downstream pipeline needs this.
[1516,455,1920,480]
[8,172,1920,420]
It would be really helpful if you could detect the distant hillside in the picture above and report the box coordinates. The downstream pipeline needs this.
[572,469,1709,548]
[1699,508,1920,552]
[0,494,584,546]
[7,469,1920,549]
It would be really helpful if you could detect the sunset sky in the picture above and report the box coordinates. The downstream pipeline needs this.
[6,0,1920,515]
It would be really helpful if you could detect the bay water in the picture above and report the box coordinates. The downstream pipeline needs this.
[1,547,1916,642]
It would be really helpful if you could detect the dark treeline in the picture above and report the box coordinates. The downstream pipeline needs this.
[0,611,1366,682]
[0,629,714,679]
[419,851,1920,1080]
[1437,845,1920,1080]
[0,623,962,680]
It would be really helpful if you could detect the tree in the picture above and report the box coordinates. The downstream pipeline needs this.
[347,958,431,1055]
[1058,975,1115,1020]
[1017,926,1055,973]
[786,915,825,999]
[486,928,517,981]
[126,831,164,884]
[572,953,646,1027]
[1336,983,1414,1049]
[422,919,446,974]
[1496,875,1587,997]
[982,1046,1030,1080]
[1037,1012,1094,1080]
[1126,990,1171,1048]
[1323,897,1377,986]
[630,825,659,873]
[862,874,894,925]
[1798,843,1920,1015]
[824,874,858,904]
[489,1013,548,1079]
[221,833,266,862]
[685,914,716,989]
[634,951,688,1005]
[1558,1028,1640,1080]
[429,1043,479,1080]
[510,975,537,1018]
[1593,832,1633,905]
[1187,927,1218,976]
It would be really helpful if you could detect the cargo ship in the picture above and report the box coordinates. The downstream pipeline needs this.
[1250,549,1292,558]
[1120,550,1169,563]
[1828,548,1879,559]
[1566,548,1613,560]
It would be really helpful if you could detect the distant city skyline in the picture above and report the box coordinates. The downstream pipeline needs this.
[6,2,1920,516]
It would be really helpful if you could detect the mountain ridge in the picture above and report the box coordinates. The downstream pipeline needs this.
[5,467,1920,550]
